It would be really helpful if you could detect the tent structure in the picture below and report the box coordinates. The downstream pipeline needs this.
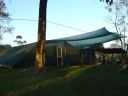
[0,43,36,68]
[0,27,121,68]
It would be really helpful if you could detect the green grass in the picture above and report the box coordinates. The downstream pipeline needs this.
[0,64,128,96]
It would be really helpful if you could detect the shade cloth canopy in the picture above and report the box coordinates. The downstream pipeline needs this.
[47,27,120,48]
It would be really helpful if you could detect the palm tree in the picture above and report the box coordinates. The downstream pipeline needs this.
[35,0,48,72]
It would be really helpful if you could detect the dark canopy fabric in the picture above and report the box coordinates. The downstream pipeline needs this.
[47,27,120,48]
[68,34,120,48]
[0,43,36,67]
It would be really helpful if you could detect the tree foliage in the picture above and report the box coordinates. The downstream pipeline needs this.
[0,0,9,17]
[13,35,27,46]
[0,0,13,44]
[100,0,113,5]
[105,0,128,49]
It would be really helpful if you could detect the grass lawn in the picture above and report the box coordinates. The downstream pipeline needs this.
[0,64,128,96]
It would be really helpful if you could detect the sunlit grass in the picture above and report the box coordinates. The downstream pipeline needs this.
[0,64,128,96]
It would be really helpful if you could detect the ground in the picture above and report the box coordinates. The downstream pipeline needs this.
[0,63,128,96]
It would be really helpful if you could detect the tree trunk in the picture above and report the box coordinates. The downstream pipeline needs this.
[35,0,48,71]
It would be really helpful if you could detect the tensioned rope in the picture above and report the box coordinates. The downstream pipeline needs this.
[1,18,87,32]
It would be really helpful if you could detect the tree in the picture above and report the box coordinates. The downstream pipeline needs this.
[0,0,13,44]
[109,41,121,48]
[35,0,113,72]
[100,0,113,5]
[35,0,48,72]
[105,0,128,50]
[13,35,27,46]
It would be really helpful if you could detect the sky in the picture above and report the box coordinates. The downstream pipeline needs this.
[3,0,116,47]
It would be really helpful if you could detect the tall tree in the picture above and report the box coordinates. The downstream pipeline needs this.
[35,0,113,72]
[0,0,13,44]
[35,0,48,72]
[106,0,128,49]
